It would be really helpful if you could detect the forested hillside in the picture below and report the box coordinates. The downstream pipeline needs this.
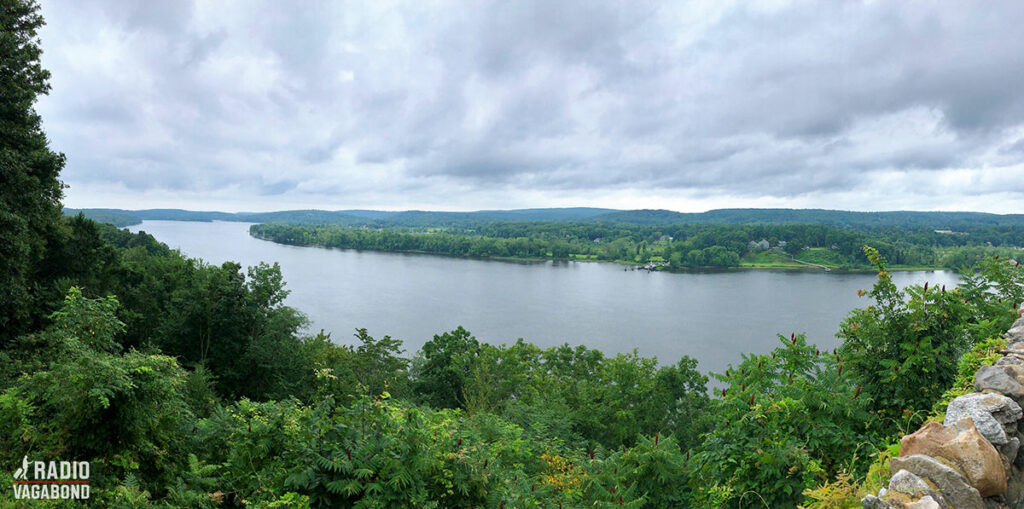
[6,2,1024,507]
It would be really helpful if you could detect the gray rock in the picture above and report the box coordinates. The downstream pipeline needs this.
[975,365,1024,400]
[999,437,1020,473]
[889,469,931,496]
[1011,317,1024,330]
[885,470,951,508]
[945,393,1023,445]
[890,454,984,509]
[862,494,894,509]
[997,356,1024,367]
[906,496,941,509]
[1008,465,1024,506]
[1007,324,1024,341]
[1000,363,1024,383]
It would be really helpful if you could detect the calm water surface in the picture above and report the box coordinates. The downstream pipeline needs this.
[129,220,960,375]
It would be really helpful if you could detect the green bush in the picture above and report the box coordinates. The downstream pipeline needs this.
[691,333,871,508]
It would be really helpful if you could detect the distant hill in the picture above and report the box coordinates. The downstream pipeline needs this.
[62,208,142,227]
[589,208,1024,230]
[63,207,618,228]
[64,207,1024,231]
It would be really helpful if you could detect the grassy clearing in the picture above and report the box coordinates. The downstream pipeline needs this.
[795,247,847,267]
[741,249,803,268]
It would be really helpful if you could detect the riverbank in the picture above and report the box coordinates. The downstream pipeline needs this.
[251,231,951,273]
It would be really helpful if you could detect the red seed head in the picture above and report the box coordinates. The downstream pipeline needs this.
[721,388,726,397]
[772,353,776,360]
[622,444,626,454]
[924,282,928,292]
[748,395,754,405]
[589,449,594,460]
[612,486,616,494]
[726,369,730,377]
[483,459,488,469]
[346,449,351,461]
[741,383,745,392]
[686,450,690,461]
[500,502,504,509]
[457,437,462,447]
[838,365,842,377]
[815,348,820,356]
[655,432,659,447]
[741,368,745,376]
[941,284,946,292]
[996,254,1000,260]
[531,484,535,492]
[619,495,623,506]
[854,386,862,399]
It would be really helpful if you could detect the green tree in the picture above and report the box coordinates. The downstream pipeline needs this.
[0,288,195,500]
[0,0,67,343]
[414,326,481,409]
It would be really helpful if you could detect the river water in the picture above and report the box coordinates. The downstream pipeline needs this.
[129,220,960,375]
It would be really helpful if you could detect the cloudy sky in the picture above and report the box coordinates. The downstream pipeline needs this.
[37,0,1024,213]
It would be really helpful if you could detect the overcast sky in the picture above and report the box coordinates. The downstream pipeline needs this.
[37,1,1024,213]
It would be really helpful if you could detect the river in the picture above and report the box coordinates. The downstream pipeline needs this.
[128,220,960,375]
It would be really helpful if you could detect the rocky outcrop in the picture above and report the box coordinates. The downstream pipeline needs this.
[943,392,1022,446]
[900,419,1006,497]
[864,314,1024,508]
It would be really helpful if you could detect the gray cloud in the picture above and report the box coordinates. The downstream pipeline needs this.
[36,0,1024,212]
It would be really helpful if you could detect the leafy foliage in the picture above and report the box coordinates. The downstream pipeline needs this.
[0,0,66,344]
[691,334,871,508]
[837,247,1016,433]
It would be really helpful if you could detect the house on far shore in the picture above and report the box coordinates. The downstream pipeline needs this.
[749,239,770,251]
[934,229,966,235]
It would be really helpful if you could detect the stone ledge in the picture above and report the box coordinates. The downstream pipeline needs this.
[864,307,1024,509]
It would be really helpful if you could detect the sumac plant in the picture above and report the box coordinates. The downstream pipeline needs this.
[838,246,975,433]
[691,333,871,508]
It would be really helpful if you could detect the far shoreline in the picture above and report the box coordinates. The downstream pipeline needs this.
[246,229,956,274]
